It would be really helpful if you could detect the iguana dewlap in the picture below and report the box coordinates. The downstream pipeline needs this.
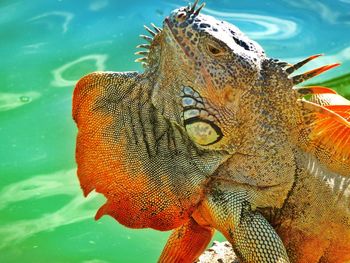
[72,1,350,262]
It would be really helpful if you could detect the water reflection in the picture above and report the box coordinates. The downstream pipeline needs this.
[0,169,102,249]
[282,0,349,24]
[89,0,109,12]
[51,54,108,87]
[28,11,74,34]
[204,8,298,40]
[22,42,48,54]
[0,91,41,112]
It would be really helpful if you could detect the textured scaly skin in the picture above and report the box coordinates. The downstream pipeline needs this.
[72,1,350,262]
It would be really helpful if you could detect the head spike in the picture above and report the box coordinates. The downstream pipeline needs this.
[144,25,156,36]
[194,2,205,16]
[270,58,291,68]
[292,63,340,85]
[139,34,153,43]
[277,61,290,67]
[135,57,148,63]
[135,51,149,56]
[299,99,350,127]
[136,44,151,49]
[150,23,162,33]
[293,86,338,95]
[190,0,200,13]
[141,62,148,68]
[286,54,323,75]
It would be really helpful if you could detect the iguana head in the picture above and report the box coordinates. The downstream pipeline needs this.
[137,1,269,153]
[164,2,270,148]
[137,1,343,156]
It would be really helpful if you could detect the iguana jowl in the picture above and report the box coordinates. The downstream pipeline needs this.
[72,1,350,262]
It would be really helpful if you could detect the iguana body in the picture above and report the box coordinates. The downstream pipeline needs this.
[72,1,350,262]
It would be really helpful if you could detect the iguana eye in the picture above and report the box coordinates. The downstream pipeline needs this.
[207,43,224,56]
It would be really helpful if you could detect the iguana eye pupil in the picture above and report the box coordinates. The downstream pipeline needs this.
[207,44,222,55]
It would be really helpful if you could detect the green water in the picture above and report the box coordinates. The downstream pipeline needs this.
[1,0,349,262]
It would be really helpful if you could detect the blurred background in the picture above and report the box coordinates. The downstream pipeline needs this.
[0,0,349,262]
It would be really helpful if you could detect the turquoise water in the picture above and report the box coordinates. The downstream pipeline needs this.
[1,0,350,262]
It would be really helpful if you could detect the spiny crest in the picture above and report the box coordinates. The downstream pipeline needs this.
[269,58,291,68]
[298,96,350,176]
[288,54,350,175]
[135,23,162,68]
[134,0,206,68]
[288,54,348,127]
[285,54,340,85]
[186,0,206,16]
[286,54,346,117]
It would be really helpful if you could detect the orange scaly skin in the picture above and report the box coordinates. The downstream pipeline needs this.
[73,1,350,262]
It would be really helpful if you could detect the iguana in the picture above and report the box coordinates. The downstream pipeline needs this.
[72,1,350,262]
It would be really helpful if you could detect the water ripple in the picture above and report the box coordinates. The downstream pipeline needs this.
[281,0,345,24]
[204,8,298,40]
[22,42,48,54]
[51,54,108,87]
[0,91,41,112]
[89,0,109,12]
[0,169,102,249]
[28,11,74,34]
